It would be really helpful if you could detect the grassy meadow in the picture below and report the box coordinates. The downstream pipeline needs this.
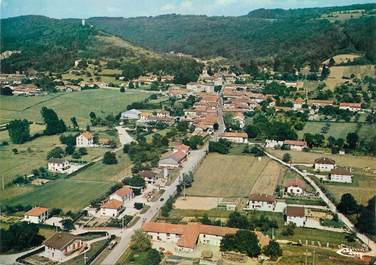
[0,89,149,125]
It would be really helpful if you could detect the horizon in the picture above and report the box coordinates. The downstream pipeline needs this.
[1,0,376,19]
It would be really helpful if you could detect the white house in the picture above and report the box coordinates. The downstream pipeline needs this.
[330,167,352,183]
[42,232,84,262]
[158,151,187,168]
[339,102,362,112]
[138,170,157,184]
[284,179,305,196]
[109,186,134,204]
[23,207,49,224]
[121,109,141,120]
[48,159,70,173]
[248,194,277,212]
[285,206,306,227]
[219,132,248,144]
[100,199,123,217]
[76,131,94,147]
[265,139,284,149]
[314,157,336,172]
[283,140,308,151]
[143,222,238,251]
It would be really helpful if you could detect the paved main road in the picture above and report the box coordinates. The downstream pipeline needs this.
[100,145,208,265]
[265,151,376,256]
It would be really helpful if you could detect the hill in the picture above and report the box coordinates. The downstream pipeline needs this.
[87,3,376,68]
[0,16,203,84]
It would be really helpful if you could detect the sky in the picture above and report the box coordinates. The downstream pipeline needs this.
[1,0,375,18]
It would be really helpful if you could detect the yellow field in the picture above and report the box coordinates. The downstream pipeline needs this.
[325,64,375,90]
[250,160,282,195]
[322,53,361,65]
[187,154,281,197]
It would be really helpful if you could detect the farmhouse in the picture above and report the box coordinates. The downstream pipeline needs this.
[248,193,277,212]
[100,199,124,217]
[48,159,70,173]
[42,232,84,262]
[265,139,284,148]
[76,131,94,147]
[339,102,362,112]
[158,150,187,168]
[285,206,306,227]
[283,140,308,151]
[121,109,141,120]
[138,170,157,184]
[330,167,352,183]
[174,143,191,155]
[23,207,49,224]
[284,178,305,196]
[143,222,238,251]
[109,187,134,203]
[314,157,336,172]
[219,132,248,144]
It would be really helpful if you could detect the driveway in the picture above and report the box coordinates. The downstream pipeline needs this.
[116,126,134,146]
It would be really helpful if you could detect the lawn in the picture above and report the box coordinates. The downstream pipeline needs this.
[267,149,376,170]
[0,89,149,125]
[275,245,364,265]
[186,153,273,197]
[1,179,114,211]
[71,152,132,182]
[297,122,358,139]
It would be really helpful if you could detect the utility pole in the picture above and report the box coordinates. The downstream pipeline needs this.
[305,249,307,265]
[84,252,88,264]
[2,176,4,190]
[312,249,315,265]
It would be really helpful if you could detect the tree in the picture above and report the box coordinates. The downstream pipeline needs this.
[220,230,261,258]
[65,145,75,155]
[47,147,65,159]
[103,152,118,164]
[346,132,359,149]
[78,147,88,155]
[227,212,249,229]
[145,249,161,265]
[201,213,212,225]
[120,87,125,92]
[176,121,189,133]
[282,153,291,163]
[41,107,66,135]
[263,240,282,260]
[8,119,30,144]
[356,196,376,235]
[0,86,13,95]
[124,176,146,188]
[128,81,134,89]
[281,223,296,236]
[62,219,74,231]
[70,117,79,130]
[0,223,44,252]
[337,193,359,215]
[130,229,151,252]
[59,134,76,146]
[209,139,231,154]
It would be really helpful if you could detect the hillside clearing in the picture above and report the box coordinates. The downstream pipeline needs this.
[325,64,375,90]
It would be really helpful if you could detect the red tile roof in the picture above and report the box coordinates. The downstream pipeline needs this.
[81,131,93,140]
[249,193,276,203]
[284,178,305,188]
[314,157,335,165]
[286,206,305,217]
[220,132,248,138]
[115,187,133,197]
[284,140,307,146]
[339,102,361,108]
[101,199,123,209]
[25,207,48,217]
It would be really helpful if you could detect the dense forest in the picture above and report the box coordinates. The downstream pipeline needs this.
[0,16,203,83]
[88,3,376,66]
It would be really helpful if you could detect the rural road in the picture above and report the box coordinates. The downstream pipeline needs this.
[99,145,208,265]
[265,151,376,256]
[115,126,135,146]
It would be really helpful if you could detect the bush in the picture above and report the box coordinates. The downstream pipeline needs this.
[134,202,144,210]
[103,152,118,164]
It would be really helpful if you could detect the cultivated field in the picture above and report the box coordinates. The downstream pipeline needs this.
[174,196,220,210]
[325,64,375,90]
[250,160,282,195]
[0,89,149,124]
[186,153,281,197]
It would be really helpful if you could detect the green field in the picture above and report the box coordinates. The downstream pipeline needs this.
[0,89,149,125]
[1,179,114,211]
[297,122,376,139]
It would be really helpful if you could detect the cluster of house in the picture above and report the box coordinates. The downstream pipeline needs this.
[142,221,270,252]
[314,157,353,183]
[7,84,42,96]
[265,139,308,151]
[131,73,174,85]
[121,109,174,126]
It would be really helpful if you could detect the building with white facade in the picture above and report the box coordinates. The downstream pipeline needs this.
[121,109,141,120]
[76,131,94,147]
[283,140,308,151]
[314,157,336,172]
[248,194,277,212]
[219,132,248,144]
[23,207,49,224]
[109,186,134,204]
[48,159,70,173]
[330,167,352,183]
[100,199,123,217]
[285,206,306,227]
[284,178,305,196]
[42,232,84,262]
[339,102,362,112]
[265,139,284,149]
